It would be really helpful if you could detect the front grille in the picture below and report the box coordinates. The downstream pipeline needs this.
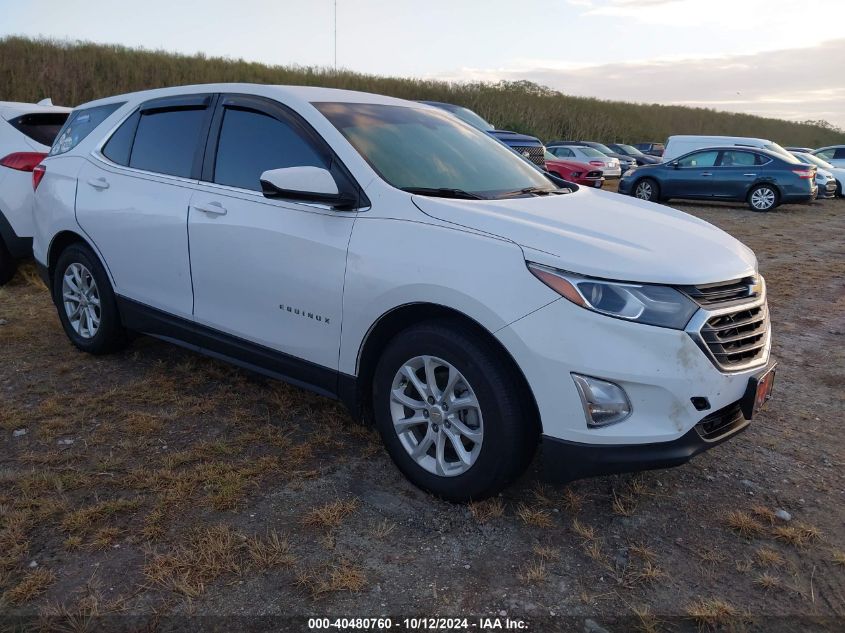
[695,402,746,441]
[681,276,759,307]
[513,145,546,166]
[700,303,769,369]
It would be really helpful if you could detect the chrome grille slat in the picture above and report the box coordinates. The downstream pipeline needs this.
[683,277,770,372]
[513,145,546,167]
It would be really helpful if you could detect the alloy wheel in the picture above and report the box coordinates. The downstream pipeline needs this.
[389,355,483,477]
[635,181,653,200]
[750,187,776,210]
[62,263,101,339]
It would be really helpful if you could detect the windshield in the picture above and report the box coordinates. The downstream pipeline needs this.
[578,147,606,158]
[544,150,558,161]
[588,142,615,154]
[614,144,644,156]
[315,102,556,199]
[764,142,793,159]
[795,152,834,170]
[447,106,495,132]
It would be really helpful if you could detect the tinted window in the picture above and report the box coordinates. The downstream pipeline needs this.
[129,108,206,177]
[719,151,757,166]
[102,111,139,166]
[815,149,834,160]
[8,113,69,146]
[213,108,327,191]
[835,148,845,159]
[551,147,574,158]
[678,151,719,168]
[50,103,122,156]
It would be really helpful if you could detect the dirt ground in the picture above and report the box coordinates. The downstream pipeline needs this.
[1,192,844,633]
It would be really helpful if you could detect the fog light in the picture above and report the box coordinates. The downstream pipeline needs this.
[572,374,632,427]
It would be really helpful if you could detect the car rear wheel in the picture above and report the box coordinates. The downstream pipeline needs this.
[0,239,15,286]
[372,319,537,502]
[748,185,779,212]
[634,178,659,202]
[53,243,127,355]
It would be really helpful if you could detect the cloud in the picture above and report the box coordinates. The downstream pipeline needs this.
[447,39,845,129]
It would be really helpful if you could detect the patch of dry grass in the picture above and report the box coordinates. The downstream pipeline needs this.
[632,605,661,633]
[60,498,140,534]
[612,490,636,517]
[371,519,396,540]
[755,572,782,591]
[516,504,553,528]
[468,498,504,523]
[246,529,295,570]
[572,518,596,541]
[532,544,560,561]
[724,510,765,538]
[685,598,744,628]
[771,523,822,548]
[2,568,56,605]
[832,549,845,567]
[302,499,359,530]
[517,560,547,585]
[751,504,777,525]
[295,559,367,598]
[756,547,786,568]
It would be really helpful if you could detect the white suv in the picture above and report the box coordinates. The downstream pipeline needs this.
[0,99,70,283]
[33,84,776,501]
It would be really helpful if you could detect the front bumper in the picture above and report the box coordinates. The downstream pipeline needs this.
[541,399,751,481]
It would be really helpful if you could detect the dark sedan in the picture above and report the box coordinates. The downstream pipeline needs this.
[618,146,817,211]
[607,143,661,166]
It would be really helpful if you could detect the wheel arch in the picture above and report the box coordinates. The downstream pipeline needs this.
[47,231,100,288]
[748,179,782,200]
[348,302,542,438]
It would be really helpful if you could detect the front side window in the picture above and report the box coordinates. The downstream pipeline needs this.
[50,103,122,156]
[315,102,554,199]
[129,108,206,178]
[678,151,719,168]
[213,108,327,191]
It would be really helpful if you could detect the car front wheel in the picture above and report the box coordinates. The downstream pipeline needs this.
[372,319,537,502]
[748,185,779,212]
[52,243,127,355]
[634,178,659,202]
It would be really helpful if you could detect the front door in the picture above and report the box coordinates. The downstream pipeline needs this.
[187,95,357,376]
[664,149,720,198]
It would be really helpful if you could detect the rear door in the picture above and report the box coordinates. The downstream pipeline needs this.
[712,150,765,199]
[664,150,720,198]
[76,94,214,318]
[187,94,357,376]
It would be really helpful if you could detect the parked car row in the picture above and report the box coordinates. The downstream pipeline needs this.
[0,84,782,502]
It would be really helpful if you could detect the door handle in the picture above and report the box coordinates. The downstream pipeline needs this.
[192,202,228,216]
[87,177,110,190]
[701,172,713,177]
[743,173,757,177]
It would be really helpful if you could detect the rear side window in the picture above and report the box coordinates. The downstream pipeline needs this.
[8,112,69,146]
[551,147,574,158]
[129,108,206,178]
[50,103,122,156]
[835,148,845,159]
[213,107,327,191]
[719,151,757,166]
[102,112,139,166]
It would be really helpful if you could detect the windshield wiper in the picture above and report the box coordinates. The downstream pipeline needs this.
[401,187,484,200]
[498,186,568,198]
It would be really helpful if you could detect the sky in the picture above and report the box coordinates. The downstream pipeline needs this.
[1,0,843,128]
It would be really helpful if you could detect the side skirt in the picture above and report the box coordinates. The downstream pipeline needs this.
[116,296,360,410]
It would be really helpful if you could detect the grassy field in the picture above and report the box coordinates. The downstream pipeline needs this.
[1,36,844,147]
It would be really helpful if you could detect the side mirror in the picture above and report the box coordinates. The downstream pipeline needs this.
[260,166,356,209]
[670,161,679,169]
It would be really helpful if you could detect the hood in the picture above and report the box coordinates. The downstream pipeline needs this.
[488,129,543,146]
[637,155,661,164]
[412,187,757,285]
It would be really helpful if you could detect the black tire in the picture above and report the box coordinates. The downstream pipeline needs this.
[837,181,843,198]
[0,239,15,286]
[748,184,780,212]
[372,318,537,502]
[52,242,127,355]
[633,177,660,202]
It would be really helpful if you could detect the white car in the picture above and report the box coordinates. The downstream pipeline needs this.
[547,144,622,177]
[813,145,845,169]
[663,135,793,162]
[0,99,70,283]
[791,152,842,198]
[32,84,775,501]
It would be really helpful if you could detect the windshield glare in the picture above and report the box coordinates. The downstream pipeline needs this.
[579,147,606,158]
[764,142,793,159]
[589,142,615,154]
[798,152,834,169]
[449,106,495,132]
[315,102,556,198]
[615,144,643,155]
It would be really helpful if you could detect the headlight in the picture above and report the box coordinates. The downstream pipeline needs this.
[528,263,698,329]
[623,169,636,178]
